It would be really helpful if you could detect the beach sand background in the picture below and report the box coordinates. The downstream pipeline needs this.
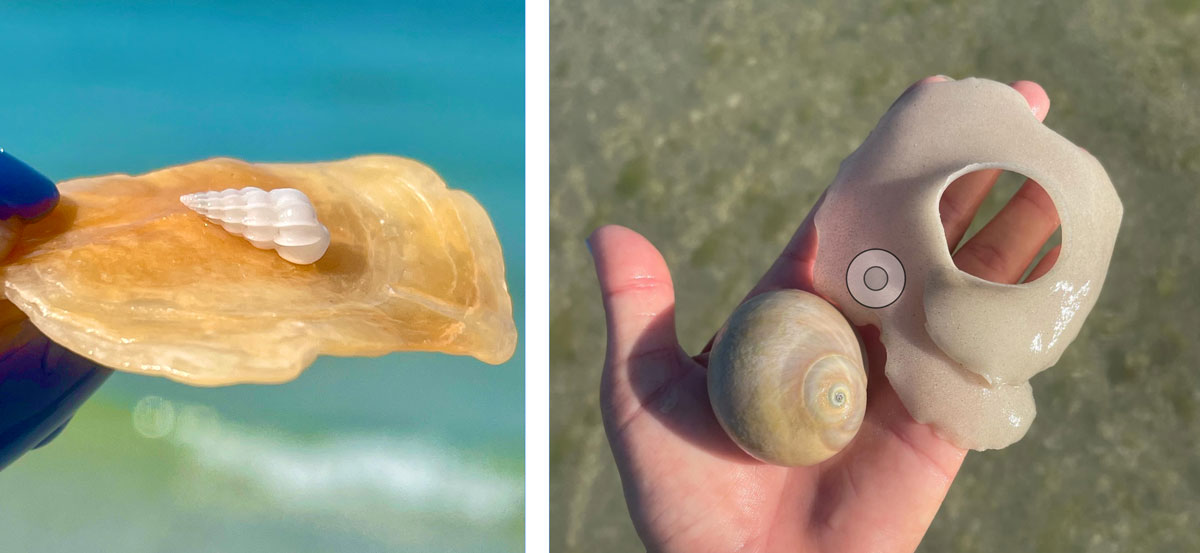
[551,1,1200,551]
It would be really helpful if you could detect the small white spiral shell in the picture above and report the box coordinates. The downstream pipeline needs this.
[180,187,331,265]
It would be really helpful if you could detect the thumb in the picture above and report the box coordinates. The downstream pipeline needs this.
[0,149,60,221]
[0,149,61,259]
[0,316,112,470]
[588,225,686,430]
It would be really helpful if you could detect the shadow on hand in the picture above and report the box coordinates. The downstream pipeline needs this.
[618,311,758,464]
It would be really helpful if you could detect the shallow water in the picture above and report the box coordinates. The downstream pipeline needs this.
[550,0,1200,550]
[0,2,524,551]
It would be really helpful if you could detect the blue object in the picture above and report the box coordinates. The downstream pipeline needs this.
[0,149,60,221]
[0,335,112,470]
[0,151,110,470]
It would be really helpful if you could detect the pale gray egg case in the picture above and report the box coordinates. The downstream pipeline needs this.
[811,78,1122,451]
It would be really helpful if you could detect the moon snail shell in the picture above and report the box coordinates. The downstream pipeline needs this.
[180,186,332,265]
[707,289,868,466]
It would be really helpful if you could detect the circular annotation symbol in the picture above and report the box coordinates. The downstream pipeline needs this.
[846,248,905,308]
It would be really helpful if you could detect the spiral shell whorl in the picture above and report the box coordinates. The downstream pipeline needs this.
[180,187,331,264]
[803,354,867,452]
[708,289,867,466]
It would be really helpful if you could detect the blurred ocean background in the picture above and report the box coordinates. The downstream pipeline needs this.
[551,0,1199,551]
[0,1,523,552]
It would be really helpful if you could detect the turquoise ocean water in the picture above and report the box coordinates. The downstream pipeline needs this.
[0,2,524,551]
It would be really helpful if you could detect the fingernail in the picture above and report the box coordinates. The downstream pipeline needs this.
[0,149,60,221]
[33,416,72,449]
[892,75,951,111]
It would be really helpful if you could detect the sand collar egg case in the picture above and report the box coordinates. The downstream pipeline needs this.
[811,78,1122,450]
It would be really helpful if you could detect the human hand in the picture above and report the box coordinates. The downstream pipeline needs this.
[0,150,113,471]
[589,76,1059,553]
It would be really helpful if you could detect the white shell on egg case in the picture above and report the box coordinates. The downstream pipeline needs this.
[180,187,331,264]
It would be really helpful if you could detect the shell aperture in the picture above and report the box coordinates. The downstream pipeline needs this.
[707,289,867,466]
[180,187,331,265]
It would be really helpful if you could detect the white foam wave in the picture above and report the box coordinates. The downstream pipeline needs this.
[132,396,522,525]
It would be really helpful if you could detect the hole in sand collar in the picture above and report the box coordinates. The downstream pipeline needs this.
[939,169,1062,284]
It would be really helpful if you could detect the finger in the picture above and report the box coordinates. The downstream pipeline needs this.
[750,78,1050,299]
[589,225,686,425]
[812,325,967,553]
[729,77,946,310]
[0,327,112,470]
[0,218,20,260]
[953,178,1060,283]
[940,169,1002,250]
[886,75,952,111]
[813,80,1050,550]
[33,416,72,449]
[1010,80,1051,122]
[0,149,60,222]
[940,80,1050,249]
[1024,244,1061,283]
[743,76,948,299]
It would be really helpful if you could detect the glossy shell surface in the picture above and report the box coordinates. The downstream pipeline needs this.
[0,156,517,386]
[180,187,331,265]
[811,78,1121,450]
[708,289,867,466]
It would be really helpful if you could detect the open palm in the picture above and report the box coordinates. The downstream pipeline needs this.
[589,76,1061,553]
